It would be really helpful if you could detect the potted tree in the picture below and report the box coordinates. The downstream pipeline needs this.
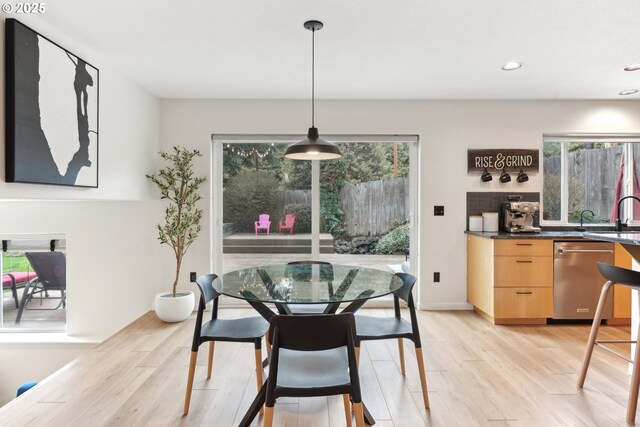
[147,146,206,322]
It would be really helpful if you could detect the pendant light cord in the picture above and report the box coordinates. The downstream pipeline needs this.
[311,27,315,128]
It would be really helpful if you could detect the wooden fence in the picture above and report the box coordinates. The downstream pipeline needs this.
[340,177,409,237]
[274,190,311,224]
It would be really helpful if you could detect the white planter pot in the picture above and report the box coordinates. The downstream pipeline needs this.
[154,290,195,322]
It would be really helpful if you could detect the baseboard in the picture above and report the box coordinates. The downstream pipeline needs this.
[419,302,474,311]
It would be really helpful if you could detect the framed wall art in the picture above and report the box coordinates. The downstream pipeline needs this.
[5,18,99,187]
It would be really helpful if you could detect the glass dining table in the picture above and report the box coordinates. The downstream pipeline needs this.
[215,262,401,426]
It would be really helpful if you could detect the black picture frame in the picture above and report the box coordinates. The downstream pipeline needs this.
[5,18,99,187]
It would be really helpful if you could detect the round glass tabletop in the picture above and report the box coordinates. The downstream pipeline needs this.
[216,263,401,304]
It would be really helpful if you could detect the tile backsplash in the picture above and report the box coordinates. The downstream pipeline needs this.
[466,192,540,229]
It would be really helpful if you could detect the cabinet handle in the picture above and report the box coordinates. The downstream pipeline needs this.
[516,243,532,246]
[516,260,533,263]
[516,291,533,295]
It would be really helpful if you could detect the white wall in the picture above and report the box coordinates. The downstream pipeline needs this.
[159,99,640,309]
[0,16,162,405]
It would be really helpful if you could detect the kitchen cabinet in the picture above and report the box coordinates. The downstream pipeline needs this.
[466,235,630,325]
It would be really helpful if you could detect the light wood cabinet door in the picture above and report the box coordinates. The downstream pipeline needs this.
[494,287,553,319]
[494,256,553,287]
[494,239,553,257]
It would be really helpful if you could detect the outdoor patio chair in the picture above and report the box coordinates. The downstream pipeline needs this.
[255,214,271,235]
[278,214,296,234]
[2,272,37,309]
[16,252,66,324]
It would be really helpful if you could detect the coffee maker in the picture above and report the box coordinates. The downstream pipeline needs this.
[501,201,541,233]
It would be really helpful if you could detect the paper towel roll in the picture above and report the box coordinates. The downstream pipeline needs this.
[469,215,483,232]
[482,212,499,232]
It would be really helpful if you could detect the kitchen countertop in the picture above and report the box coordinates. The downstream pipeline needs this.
[583,232,640,245]
[465,228,640,240]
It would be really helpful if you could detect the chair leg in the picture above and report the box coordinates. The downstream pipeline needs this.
[266,330,272,356]
[415,347,430,409]
[207,341,215,380]
[342,394,352,427]
[353,402,365,427]
[255,347,264,415]
[355,346,360,367]
[397,338,406,375]
[627,326,640,423]
[15,280,35,324]
[578,281,613,388]
[183,351,198,415]
[264,405,275,427]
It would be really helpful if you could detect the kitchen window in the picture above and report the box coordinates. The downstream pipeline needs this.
[542,134,640,225]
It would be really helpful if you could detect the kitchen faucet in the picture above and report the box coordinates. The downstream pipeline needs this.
[576,209,594,232]
[615,196,640,231]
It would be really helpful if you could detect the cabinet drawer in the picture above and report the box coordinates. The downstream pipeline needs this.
[494,256,553,287]
[494,239,552,256]
[494,287,552,319]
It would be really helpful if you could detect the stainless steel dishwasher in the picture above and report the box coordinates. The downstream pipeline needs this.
[553,241,614,319]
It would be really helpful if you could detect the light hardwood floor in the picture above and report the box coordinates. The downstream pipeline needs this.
[0,309,635,426]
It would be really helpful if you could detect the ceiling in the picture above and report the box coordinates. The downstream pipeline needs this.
[38,0,640,100]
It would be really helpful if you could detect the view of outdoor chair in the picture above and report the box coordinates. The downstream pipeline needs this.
[255,214,271,235]
[2,272,37,309]
[16,252,66,324]
[278,214,296,234]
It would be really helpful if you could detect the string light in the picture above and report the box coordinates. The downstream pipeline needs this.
[225,144,275,158]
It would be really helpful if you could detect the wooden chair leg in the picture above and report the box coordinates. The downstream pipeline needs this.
[353,402,365,427]
[183,351,198,415]
[397,338,406,375]
[207,341,215,379]
[342,394,352,427]
[627,325,640,423]
[415,347,430,409]
[355,346,360,367]
[578,281,613,388]
[255,347,264,415]
[264,405,275,427]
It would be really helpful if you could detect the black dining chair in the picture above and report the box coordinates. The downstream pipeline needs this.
[351,272,430,409]
[263,313,365,427]
[183,274,270,416]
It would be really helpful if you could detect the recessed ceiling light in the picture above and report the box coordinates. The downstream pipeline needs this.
[624,64,640,71]
[502,62,523,71]
[619,89,639,96]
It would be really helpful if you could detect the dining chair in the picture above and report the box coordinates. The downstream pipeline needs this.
[183,274,270,416]
[263,313,365,427]
[351,272,430,409]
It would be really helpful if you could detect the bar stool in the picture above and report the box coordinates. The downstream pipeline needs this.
[578,262,640,423]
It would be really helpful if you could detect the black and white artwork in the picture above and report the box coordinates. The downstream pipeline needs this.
[5,19,99,187]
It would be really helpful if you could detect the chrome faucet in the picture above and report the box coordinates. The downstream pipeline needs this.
[615,196,640,231]
[576,209,594,232]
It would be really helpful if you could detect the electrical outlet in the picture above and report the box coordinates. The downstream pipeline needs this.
[434,205,444,216]
[190,272,197,282]
[434,272,440,282]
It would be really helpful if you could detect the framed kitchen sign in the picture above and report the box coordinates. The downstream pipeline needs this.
[5,19,99,187]
[467,149,539,173]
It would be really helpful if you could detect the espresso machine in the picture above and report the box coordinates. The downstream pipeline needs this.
[501,201,541,233]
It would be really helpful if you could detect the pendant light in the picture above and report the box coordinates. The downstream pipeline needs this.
[284,20,342,160]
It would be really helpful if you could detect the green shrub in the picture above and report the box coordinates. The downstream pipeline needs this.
[223,170,279,232]
[284,204,311,233]
[374,224,409,254]
[320,183,345,236]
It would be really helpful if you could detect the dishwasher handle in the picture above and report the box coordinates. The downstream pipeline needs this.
[555,248,614,254]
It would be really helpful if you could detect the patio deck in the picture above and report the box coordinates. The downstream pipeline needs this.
[223,233,334,254]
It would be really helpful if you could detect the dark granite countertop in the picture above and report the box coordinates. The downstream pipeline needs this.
[465,230,589,239]
[465,227,640,240]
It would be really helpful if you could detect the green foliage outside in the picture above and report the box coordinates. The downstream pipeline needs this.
[284,204,311,233]
[374,224,409,254]
[223,170,279,232]
[2,253,32,273]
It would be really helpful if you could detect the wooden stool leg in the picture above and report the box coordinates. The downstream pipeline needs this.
[353,402,365,427]
[415,347,430,409]
[207,341,215,380]
[578,281,613,388]
[183,351,198,415]
[398,338,406,375]
[342,394,352,427]
[355,346,360,366]
[627,326,640,423]
[264,405,275,427]
[255,347,264,415]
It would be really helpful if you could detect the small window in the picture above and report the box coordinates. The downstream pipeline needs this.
[1,236,66,331]
[543,135,640,225]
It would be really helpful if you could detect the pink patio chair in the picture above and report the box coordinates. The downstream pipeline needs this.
[255,214,271,235]
[279,214,296,235]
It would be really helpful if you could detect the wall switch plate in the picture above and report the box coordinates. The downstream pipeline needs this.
[190,272,197,282]
[434,206,444,216]
[434,272,440,282]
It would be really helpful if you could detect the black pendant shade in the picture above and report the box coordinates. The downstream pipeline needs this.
[285,20,342,161]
